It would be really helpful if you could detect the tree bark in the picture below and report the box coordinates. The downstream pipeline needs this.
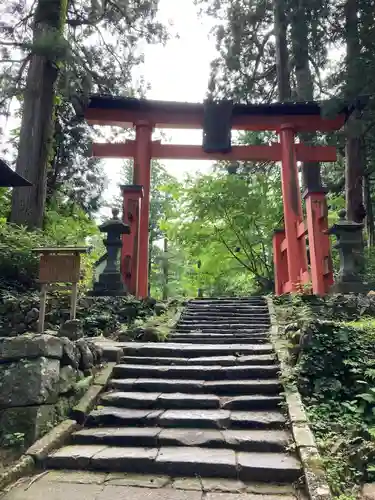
[162,236,168,300]
[10,0,67,228]
[273,0,291,102]
[290,0,322,191]
[345,0,365,223]
[364,173,374,246]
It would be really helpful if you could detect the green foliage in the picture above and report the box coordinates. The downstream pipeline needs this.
[0,205,100,290]
[163,159,283,296]
[277,298,375,495]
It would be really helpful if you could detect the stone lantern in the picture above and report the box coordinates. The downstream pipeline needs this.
[328,209,369,293]
[91,208,130,296]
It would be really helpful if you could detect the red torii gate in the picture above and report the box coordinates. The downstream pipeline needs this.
[85,95,348,298]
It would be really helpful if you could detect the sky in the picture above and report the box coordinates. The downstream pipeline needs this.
[101,0,218,206]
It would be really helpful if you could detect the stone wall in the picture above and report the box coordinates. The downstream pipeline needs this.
[0,334,103,447]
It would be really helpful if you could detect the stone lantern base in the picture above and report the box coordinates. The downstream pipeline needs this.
[89,272,128,297]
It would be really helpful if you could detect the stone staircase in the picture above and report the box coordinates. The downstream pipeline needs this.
[46,297,302,489]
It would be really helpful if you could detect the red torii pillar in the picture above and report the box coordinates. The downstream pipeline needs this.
[133,121,153,298]
[121,185,143,296]
[279,124,308,292]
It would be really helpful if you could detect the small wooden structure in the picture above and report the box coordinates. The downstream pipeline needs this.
[33,247,88,333]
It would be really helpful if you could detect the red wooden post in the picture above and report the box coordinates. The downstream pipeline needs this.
[121,185,143,296]
[279,124,308,292]
[273,229,288,295]
[304,190,333,295]
[133,121,153,299]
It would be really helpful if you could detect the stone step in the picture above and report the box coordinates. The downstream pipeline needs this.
[179,319,270,326]
[112,364,279,380]
[182,312,270,318]
[170,331,269,338]
[71,427,290,452]
[46,445,301,482]
[174,328,269,334]
[121,342,274,358]
[86,407,287,430]
[100,391,282,411]
[191,298,265,303]
[109,378,282,395]
[120,353,277,366]
[186,305,268,310]
[170,336,270,344]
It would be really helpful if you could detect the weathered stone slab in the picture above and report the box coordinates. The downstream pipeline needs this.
[87,407,163,426]
[98,485,202,500]
[204,379,281,395]
[47,445,108,469]
[201,478,246,493]
[158,409,231,429]
[106,473,170,488]
[172,478,202,491]
[230,411,286,429]
[156,446,237,478]
[189,356,236,366]
[221,395,282,411]
[101,391,161,408]
[1,479,103,500]
[72,427,161,447]
[222,429,289,452]
[237,451,301,482]
[0,357,60,407]
[0,334,63,362]
[44,470,107,484]
[158,429,224,447]
[157,393,220,409]
[131,378,207,394]
[91,446,158,471]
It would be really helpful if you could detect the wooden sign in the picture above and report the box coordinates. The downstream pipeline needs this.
[39,254,81,283]
[33,247,89,334]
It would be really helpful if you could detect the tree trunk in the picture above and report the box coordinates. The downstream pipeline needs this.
[162,236,168,300]
[345,0,365,223]
[364,173,374,246]
[10,0,67,228]
[290,0,322,191]
[273,0,291,102]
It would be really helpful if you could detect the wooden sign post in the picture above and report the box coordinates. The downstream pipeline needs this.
[33,247,88,333]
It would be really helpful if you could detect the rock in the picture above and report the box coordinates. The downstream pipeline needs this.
[15,323,27,334]
[25,307,39,324]
[76,339,94,370]
[61,338,81,368]
[86,341,102,365]
[362,484,375,500]
[0,404,57,446]
[59,365,78,394]
[59,319,83,341]
[0,334,63,362]
[155,303,167,316]
[0,357,60,406]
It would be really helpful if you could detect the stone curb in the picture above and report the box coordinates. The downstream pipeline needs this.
[70,362,116,424]
[265,296,332,500]
[0,455,34,492]
[25,419,80,463]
